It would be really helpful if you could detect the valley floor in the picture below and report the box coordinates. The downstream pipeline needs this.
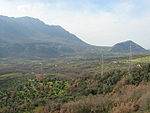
[0,54,150,113]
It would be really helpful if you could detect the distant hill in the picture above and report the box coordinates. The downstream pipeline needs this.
[110,40,147,53]
[0,16,103,58]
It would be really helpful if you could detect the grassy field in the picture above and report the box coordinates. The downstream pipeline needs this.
[120,56,150,65]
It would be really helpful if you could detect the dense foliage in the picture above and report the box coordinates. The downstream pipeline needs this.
[126,64,150,85]
[0,57,150,113]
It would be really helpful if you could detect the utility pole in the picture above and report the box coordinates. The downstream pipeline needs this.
[129,43,132,74]
[31,62,34,74]
[101,54,104,76]
[39,63,43,75]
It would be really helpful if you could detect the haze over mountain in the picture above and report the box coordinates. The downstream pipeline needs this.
[0,16,148,58]
[0,15,87,45]
[0,15,95,58]
[110,40,147,53]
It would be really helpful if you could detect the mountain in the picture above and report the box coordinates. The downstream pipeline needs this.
[0,15,93,58]
[110,40,147,53]
[0,16,86,45]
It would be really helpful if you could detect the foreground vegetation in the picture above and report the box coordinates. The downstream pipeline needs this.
[0,54,150,113]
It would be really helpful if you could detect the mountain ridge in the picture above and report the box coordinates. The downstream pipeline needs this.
[0,15,86,46]
[0,15,108,58]
[0,15,148,58]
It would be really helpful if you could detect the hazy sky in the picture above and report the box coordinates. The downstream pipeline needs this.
[0,0,150,49]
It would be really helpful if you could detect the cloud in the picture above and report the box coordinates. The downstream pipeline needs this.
[17,4,31,11]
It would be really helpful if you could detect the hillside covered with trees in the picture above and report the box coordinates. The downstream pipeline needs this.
[0,58,150,113]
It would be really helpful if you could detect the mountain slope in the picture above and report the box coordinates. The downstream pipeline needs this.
[0,16,86,45]
[110,40,147,53]
[0,16,92,58]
